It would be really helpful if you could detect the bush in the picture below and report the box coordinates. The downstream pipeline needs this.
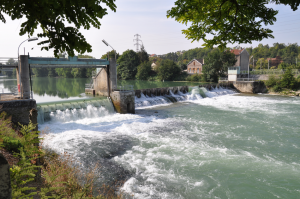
[265,75,277,87]
[191,74,201,82]
[273,85,282,92]
[281,68,297,89]
[186,76,192,81]
[3,136,23,153]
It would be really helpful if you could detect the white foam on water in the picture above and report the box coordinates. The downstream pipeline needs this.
[39,92,300,199]
[135,87,237,109]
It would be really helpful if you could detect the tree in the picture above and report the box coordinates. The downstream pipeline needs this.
[100,50,120,60]
[71,68,86,78]
[138,45,149,63]
[6,58,17,65]
[47,68,57,77]
[167,0,299,48]
[281,68,297,89]
[0,0,116,57]
[32,68,48,77]
[117,50,140,80]
[202,49,236,82]
[136,61,152,80]
[55,68,72,78]
[157,59,181,81]
[255,58,269,69]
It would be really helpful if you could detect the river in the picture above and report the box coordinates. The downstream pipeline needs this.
[1,76,300,198]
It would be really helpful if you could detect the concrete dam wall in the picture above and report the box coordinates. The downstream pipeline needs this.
[134,82,234,98]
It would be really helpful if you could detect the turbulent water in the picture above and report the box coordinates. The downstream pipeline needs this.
[39,88,300,199]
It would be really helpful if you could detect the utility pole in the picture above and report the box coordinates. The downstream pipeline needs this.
[260,59,261,71]
[133,34,142,52]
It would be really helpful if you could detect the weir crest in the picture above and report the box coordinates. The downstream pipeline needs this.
[37,86,236,124]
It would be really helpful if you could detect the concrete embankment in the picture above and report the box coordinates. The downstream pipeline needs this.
[233,81,267,93]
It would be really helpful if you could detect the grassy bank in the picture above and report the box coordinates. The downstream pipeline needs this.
[0,112,122,199]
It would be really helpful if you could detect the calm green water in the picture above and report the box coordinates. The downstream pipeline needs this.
[0,77,202,103]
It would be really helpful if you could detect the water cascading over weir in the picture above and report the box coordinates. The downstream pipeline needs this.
[37,98,115,124]
[0,54,136,130]
[0,54,236,127]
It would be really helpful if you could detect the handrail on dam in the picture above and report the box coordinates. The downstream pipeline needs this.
[28,56,109,68]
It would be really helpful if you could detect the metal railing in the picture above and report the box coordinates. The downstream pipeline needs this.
[219,77,228,81]
[116,85,134,91]
[85,84,94,89]
[237,78,258,81]
[250,69,300,75]
[219,77,258,82]
[92,70,97,77]
[0,86,19,100]
[240,70,249,74]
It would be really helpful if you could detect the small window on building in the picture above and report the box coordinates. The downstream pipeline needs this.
[197,68,199,73]
[189,68,191,73]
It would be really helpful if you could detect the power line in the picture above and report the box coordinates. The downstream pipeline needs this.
[133,34,142,52]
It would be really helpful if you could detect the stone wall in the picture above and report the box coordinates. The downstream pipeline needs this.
[0,99,37,126]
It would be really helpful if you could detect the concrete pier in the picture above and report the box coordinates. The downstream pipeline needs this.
[92,58,117,96]
[0,99,37,126]
[20,55,30,99]
[90,57,137,114]
[110,91,135,114]
[233,81,267,93]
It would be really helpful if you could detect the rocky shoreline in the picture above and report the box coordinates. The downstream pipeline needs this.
[268,89,300,96]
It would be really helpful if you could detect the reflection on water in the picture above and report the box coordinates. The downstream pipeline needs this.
[32,77,91,98]
[0,77,206,102]
[118,80,204,90]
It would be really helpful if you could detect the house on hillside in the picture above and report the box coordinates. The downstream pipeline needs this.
[149,54,157,58]
[187,59,204,74]
[230,48,249,71]
[266,56,283,68]
[151,59,157,70]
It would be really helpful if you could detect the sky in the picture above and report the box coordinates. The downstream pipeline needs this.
[0,0,300,59]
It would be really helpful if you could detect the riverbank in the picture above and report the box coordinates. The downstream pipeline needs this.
[0,113,122,198]
[268,89,300,96]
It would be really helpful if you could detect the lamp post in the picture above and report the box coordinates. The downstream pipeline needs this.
[102,39,117,91]
[18,37,38,98]
[102,39,116,60]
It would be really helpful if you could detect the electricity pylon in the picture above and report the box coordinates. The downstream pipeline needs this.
[133,34,142,52]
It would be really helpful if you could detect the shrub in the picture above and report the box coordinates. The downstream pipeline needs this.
[191,74,201,82]
[281,68,297,89]
[265,75,277,87]
[186,76,192,81]
[3,136,23,153]
[273,85,282,92]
